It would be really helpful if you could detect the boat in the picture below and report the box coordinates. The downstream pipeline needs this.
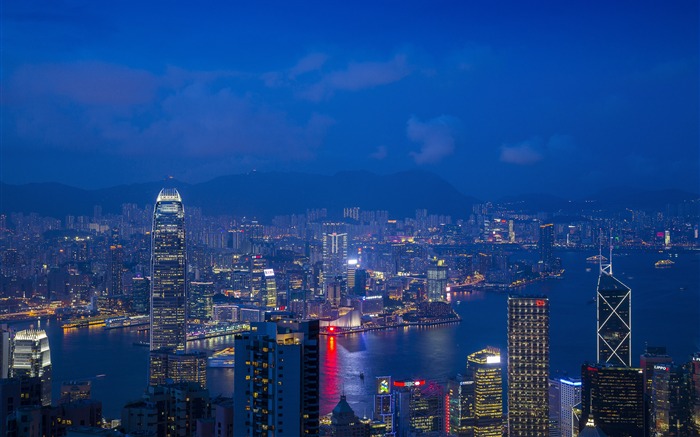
[586,255,607,263]
[208,347,235,368]
[655,259,675,268]
[133,341,150,347]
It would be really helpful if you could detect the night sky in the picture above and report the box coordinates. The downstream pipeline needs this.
[2,1,698,199]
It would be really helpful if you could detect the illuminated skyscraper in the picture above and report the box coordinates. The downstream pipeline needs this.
[374,376,394,435]
[264,268,277,309]
[11,329,51,406]
[234,319,320,436]
[322,223,348,286]
[467,347,503,436]
[508,296,550,437]
[597,261,631,367]
[581,363,644,437]
[426,258,448,302]
[150,188,187,380]
[109,228,123,296]
[549,377,581,437]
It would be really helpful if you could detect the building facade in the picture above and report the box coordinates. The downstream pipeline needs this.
[508,296,549,437]
[150,188,187,381]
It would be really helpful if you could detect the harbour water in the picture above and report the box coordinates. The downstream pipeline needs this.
[14,250,699,418]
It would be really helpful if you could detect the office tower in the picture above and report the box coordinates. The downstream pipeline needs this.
[122,382,210,437]
[150,188,187,354]
[508,296,550,437]
[264,268,277,309]
[650,363,693,437]
[581,363,644,437]
[426,258,448,302]
[468,347,503,436]
[374,376,395,435]
[322,223,348,285]
[131,276,150,315]
[251,255,266,304]
[354,268,368,296]
[59,380,91,404]
[234,319,320,436]
[539,223,554,263]
[640,345,672,396]
[690,353,700,435]
[597,259,631,367]
[393,379,445,436]
[447,374,472,436]
[189,281,215,321]
[330,395,365,436]
[11,329,51,406]
[149,349,207,388]
[326,281,342,307]
[0,324,11,379]
[346,259,358,293]
[549,377,581,437]
[109,228,123,296]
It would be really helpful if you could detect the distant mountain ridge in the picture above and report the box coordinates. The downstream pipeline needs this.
[1,172,696,220]
[0,170,479,220]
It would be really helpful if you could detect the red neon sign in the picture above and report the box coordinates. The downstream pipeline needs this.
[393,380,425,387]
[536,299,546,307]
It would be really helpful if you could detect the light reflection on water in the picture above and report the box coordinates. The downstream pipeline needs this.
[19,251,699,418]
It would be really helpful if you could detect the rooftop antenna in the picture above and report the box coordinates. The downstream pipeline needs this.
[37,317,41,330]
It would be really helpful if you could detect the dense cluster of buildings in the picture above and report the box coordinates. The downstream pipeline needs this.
[0,188,698,436]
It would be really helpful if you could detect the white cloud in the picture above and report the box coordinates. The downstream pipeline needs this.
[407,115,462,164]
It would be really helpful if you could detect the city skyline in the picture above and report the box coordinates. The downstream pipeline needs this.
[1,1,698,198]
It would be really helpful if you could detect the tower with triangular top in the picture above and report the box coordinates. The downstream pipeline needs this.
[596,230,632,367]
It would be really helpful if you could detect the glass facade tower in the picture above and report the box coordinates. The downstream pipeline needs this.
[150,189,187,358]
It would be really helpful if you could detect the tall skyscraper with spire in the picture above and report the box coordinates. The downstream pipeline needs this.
[596,241,632,367]
[150,189,187,378]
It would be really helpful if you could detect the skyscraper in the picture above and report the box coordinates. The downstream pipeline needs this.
[508,296,550,436]
[322,222,348,286]
[109,227,123,296]
[539,223,554,263]
[150,189,187,379]
[11,328,51,406]
[597,263,631,367]
[426,258,448,302]
[581,363,644,437]
[374,376,395,435]
[450,347,503,437]
[549,377,581,437]
[234,318,320,436]
[264,268,277,309]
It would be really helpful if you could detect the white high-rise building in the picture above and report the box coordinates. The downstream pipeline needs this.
[322,223,348,286]
[12,329,52,406]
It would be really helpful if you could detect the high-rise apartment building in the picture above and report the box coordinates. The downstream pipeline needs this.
[150,188,187,355]
[11,329,51,406]
[233,319,320,436]
[597,265,631,367]
[508,296,549,436]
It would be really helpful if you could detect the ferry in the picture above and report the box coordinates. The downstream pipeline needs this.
[208,347,235,368]
[104,315,149,329]
[586,255,608,263]
[654,259,675,268]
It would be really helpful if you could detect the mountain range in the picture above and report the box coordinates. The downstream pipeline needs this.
[0,171,697,220]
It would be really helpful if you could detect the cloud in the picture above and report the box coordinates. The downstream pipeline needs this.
[301,54,410,101]
[500,135,576,165]
[500,141,544,165]
[370,145,388,160]
[289,53,328,78]
[4,61,334,166]
[10,62,157,106]
[407,115,462,164]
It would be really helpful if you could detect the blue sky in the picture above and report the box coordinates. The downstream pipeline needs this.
[1,1,697,198]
